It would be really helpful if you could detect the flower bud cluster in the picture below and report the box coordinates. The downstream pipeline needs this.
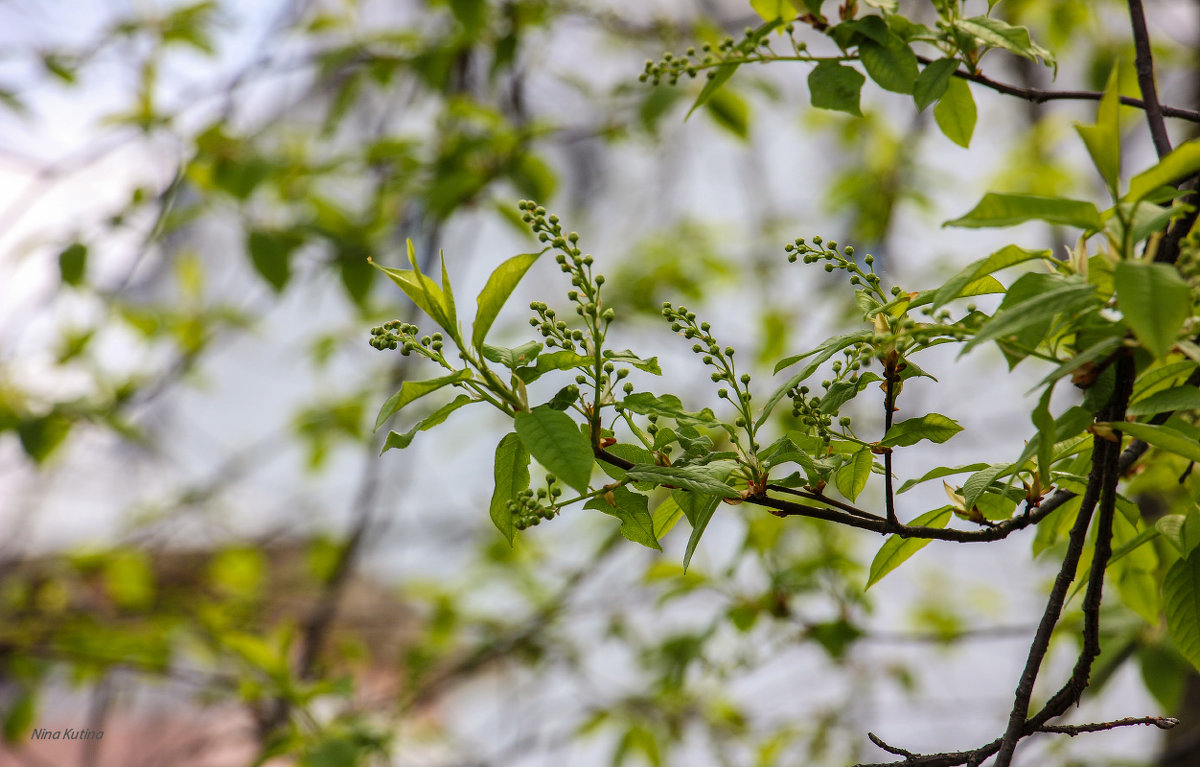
[785,236,884,297]
[638,25,805,87]
[507,476,564,530]
[661,301,757,448]
[369,320,446,361]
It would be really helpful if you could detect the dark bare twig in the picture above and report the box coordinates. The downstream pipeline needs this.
[992,433,1108,767]
[868,732,916,758]
[1038,716,1179,735]
[883,360,898,526]
[1127,0,1173,158]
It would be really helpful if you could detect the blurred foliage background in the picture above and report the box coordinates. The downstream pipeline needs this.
[0,1,1198,766]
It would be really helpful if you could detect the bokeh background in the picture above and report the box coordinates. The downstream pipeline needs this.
[1,1,1199,765]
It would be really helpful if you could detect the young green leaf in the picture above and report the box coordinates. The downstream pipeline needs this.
[490,432,530,545]
[1103,421,1200,464]
[945,193,1101,230]
[951,16,1054,67]
[375,369,473,431]
[687,63,739,120]
[932,244,1051,309]
[1031,386,1056,488]
[381,394,476,452]
[681,491,721,572]
[585,486,660,550]
[515,350,591,384]
[1127,385,1200,417]
[881,413,963,448]
[1075,66,1121,197]
[960,462,1015,514]
[913,58,958,111]
[622,392,721,427]
[897,463,989,494]
[962,278,1099,353]
[1128,138,1200,201]
[603,349,663,375]
[514,405,594,493]
[624,464,741,499]
[866,507,952,589]
[808,61,865,117]
[372,241,455,333]
[835,447,872,502]
[1163,552,1200,673]
[933,77,975,148]
[472,250,543,349]
[651,494,685,539]
[483,340,543,370]
[1115,261,1191,360]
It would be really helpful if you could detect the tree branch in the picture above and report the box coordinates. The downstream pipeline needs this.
[1037,715,1178,736]
[1127,0,1173,157]
[992,433,1108,767]
[914,55,1200,124]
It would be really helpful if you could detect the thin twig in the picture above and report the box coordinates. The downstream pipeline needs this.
[992,434,1107,767]
[1038,716,1178,736]
[914,54,1200,124]
[1127,0,1172,157]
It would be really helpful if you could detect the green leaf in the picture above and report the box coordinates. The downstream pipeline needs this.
[913,58,958,111]
[705,88,749,140]
[963,277,1099,354]
[472,250,543,349]
[866,507,952,589]
[1034,335,1123,389]
[1127,385,1200,417]
[375,370,473,431]
[750,0,796,20]
[58,242,88,286]
[598,443,655,484]
[482,340,543,370]
[372,240,455,334]
[687,63,739,120]
[515,350,592,384]
[933,244,1051,309]
[622,392,720,427]
[1164,552,1200,673]
[1031,385,1056,487]
[1128,138,1200,200]
[961,462,1015,514]
[1115,261,1191,360]
[490,433,530,545]
[952,16,1054,66]
[933,77,975,148]
[835,448,872,502]
[625,464,741,499]
[381,395,476,452]
[585,486,660,550]
[944,193,1101,230]
[514,406,594,493]
[651,494,685,539]
[1105,421,1200,464]
[681,491,722,572]
[1075,66,1121,197]
[603,349,662,375]
[897,463,989,494]
[2,688,35,742]
[247,230,301,292]
[808,61,865,116]
[858,38,918,95]
[881,413,963,447]
[817,372,882,414]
